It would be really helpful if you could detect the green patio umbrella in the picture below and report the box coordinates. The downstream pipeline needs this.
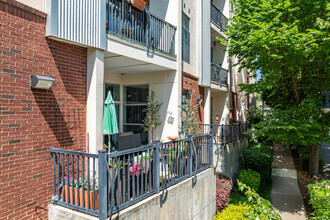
[103,91,119,152]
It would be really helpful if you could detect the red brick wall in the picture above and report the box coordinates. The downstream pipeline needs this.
[0,1,87,219]
[182,71,204,124]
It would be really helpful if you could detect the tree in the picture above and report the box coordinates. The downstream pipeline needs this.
[220,0,330,176]
[180,90,202,136]
[143,91,162,143]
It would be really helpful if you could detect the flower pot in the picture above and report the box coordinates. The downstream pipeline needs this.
[130,0,146,11]
[61,186,99,210]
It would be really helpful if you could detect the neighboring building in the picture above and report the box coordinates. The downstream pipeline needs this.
[0,0,254,219]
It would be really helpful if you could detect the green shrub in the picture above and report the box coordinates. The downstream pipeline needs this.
[307,180,330,220]
[298,147,324,173]
[242,144,273,182]
[214,203,253,220]
[238,169,261,192]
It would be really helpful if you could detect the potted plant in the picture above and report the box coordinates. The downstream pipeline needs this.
[61,176,99,210]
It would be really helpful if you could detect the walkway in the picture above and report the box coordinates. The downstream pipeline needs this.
[271,145,306,220]
[320,142,330,180]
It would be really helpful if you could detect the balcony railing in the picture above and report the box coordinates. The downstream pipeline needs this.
[50,134,212,220]
[200,123,249,145]
[211,63,228,85]
[106,0,176,56]
[210,3,228,32]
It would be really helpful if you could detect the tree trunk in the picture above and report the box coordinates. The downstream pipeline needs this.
[309,145,321,177]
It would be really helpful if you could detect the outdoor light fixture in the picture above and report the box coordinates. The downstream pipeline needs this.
[30,75,54,89]
[320,90,330,114]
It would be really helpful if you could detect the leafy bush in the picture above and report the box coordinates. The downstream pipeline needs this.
[237,180,282,220]
[216,173,232,211]
[238,169,261,192]
[242,144,273,182]
[214,203,253,220]
[298,147,324,173]
[307,180,330,220]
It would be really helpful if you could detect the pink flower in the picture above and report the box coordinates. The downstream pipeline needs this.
[326,185,330,190]
[129,163,146,176]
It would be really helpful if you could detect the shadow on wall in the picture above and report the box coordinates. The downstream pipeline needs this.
[47,39,87,105]
[32,89,74,147]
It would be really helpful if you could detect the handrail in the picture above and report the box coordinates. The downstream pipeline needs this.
[50,134,213,219]
[211,63,229,85]
[106,0,176,56]
[210,3,228,32]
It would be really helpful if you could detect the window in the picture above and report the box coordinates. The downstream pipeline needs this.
[182,13,190,63]
[124,85,149,144]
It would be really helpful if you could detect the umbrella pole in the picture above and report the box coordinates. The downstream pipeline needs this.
[108,134,111,153]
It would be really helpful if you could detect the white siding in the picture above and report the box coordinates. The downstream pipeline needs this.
[46,0,106,50]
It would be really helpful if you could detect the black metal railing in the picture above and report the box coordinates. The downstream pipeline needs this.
[200,123,248,145]
[50,134,213,220]
[106,0,176,56]
[210,3,228,32]
[211,63,228,85]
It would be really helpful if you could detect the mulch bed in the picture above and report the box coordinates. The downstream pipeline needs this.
[290,147,325,216]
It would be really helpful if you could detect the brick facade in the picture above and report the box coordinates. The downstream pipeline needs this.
[0,1,87,219]
[182,71,204,124]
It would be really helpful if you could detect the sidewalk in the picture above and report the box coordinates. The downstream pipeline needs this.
[271,145,306,220]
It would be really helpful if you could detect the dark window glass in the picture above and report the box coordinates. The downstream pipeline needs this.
[182,13,190,63]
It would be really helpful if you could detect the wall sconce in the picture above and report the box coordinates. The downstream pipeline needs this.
[320,90,330,113]
[30,75,54,89]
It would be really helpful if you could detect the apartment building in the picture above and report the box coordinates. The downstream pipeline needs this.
[0,0,253,219]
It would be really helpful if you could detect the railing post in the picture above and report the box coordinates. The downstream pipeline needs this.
[188,135,193,177]
[231,124,234,142]
[209,132,214,166]
[153,142,160,193]
[222,124,226,145]
[98,149,108,220]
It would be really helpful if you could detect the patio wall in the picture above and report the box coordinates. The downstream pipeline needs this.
[0,1,87,219]
[213,138,248,180]
[48,168,216,220]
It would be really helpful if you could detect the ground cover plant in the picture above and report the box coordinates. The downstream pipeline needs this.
[215,173,233,211]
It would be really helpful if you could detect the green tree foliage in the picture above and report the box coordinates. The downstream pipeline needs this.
[220,0,330,176]
[143,91,162,143]
[180,90,202,136]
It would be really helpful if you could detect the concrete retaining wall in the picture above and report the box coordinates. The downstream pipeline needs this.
[48,168,216,220]
[213,138,248,180]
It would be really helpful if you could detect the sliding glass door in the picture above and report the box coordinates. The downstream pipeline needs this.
[124,85,149,144]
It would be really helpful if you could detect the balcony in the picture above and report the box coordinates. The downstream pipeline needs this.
[106,0,176,57]
[49,134,213,219]
[211,63,228,85]
[210,3,228,32]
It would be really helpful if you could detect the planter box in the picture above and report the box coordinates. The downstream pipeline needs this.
[130,0,146,11]
[61,186,99,210]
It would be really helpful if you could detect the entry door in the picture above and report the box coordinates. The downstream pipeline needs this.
[123,85,149,144]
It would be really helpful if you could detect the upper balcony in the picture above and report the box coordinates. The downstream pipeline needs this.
[106,0,176,57]
[46,0,177,70]
[210,63,228,91]
[210,3,228,38]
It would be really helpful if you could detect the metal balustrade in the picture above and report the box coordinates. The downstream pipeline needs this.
[211,3,228,32]
[200,123,249,145]
[211,63,229,85]
[106,0,176,56]
[50,134,213,220]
